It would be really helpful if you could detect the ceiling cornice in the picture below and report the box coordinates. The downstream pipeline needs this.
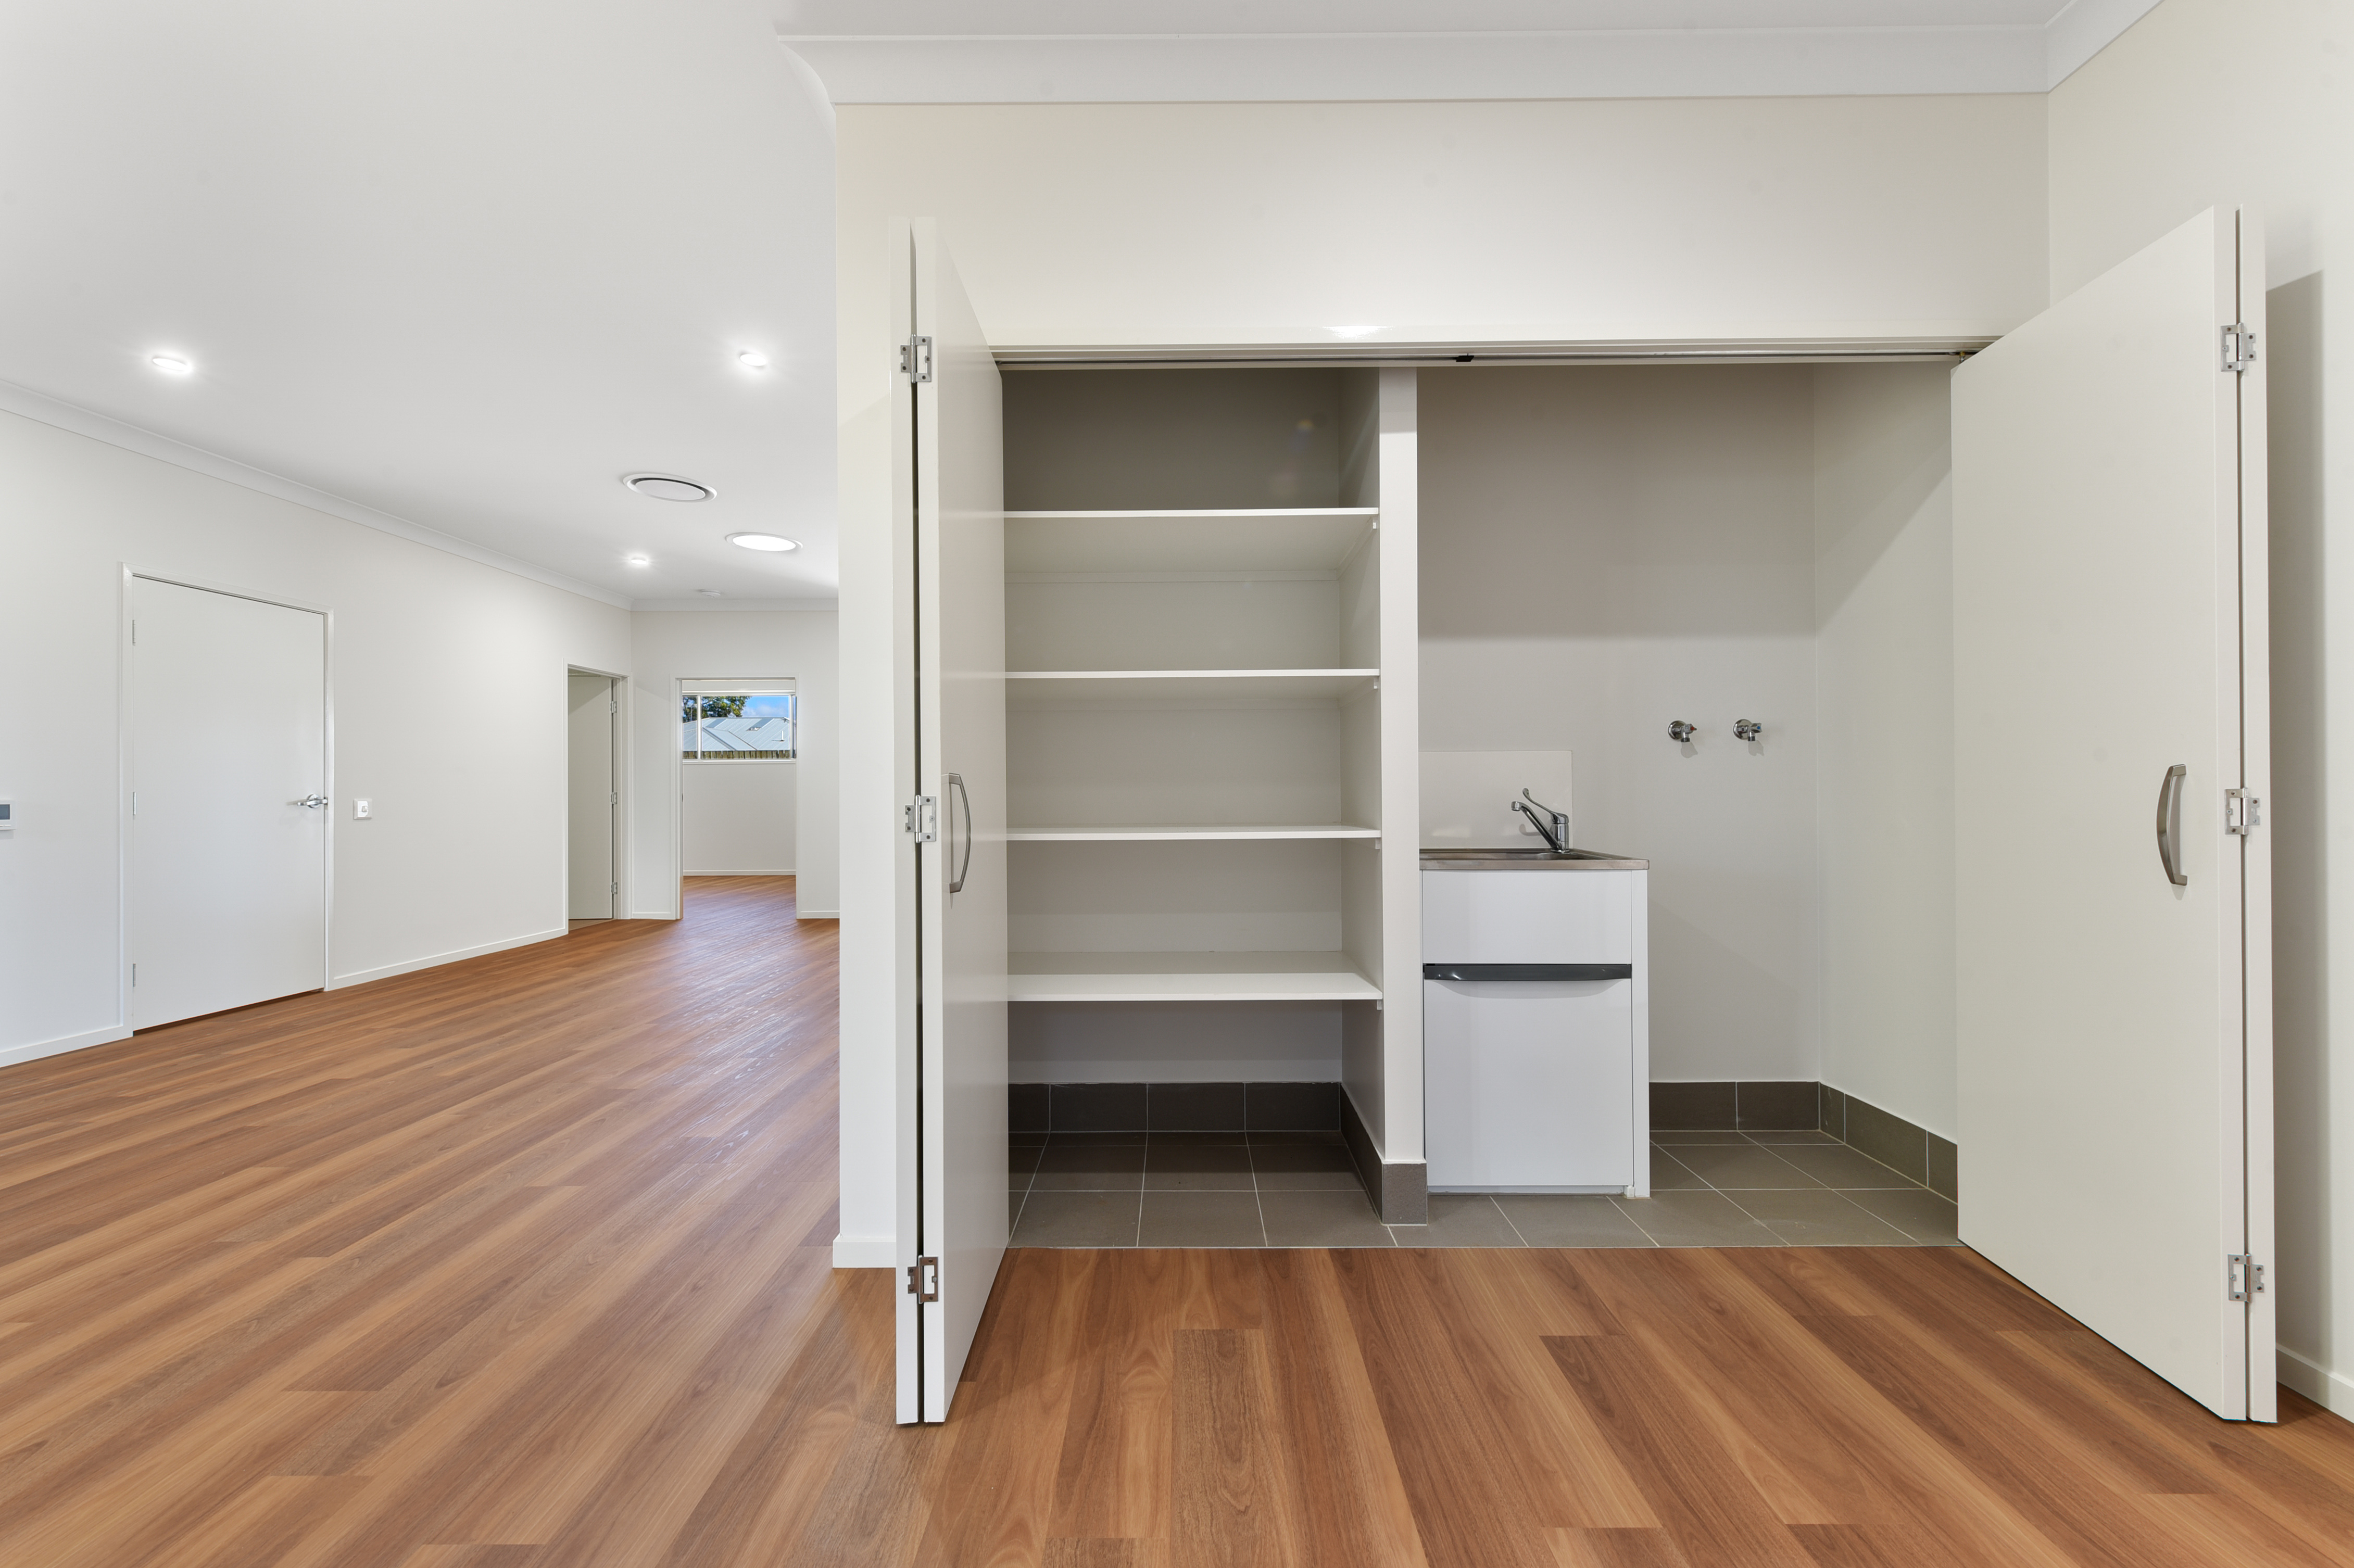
[782,2,2162,103]
[0,380,633,611]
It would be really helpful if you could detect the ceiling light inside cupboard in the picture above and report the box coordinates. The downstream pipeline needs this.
[150,353,193,374]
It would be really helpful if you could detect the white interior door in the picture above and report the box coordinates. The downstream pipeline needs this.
[1954,207,2272,1421]
[896,219,1009,1424]
[128,576,329,1029]
[567,672,616,919]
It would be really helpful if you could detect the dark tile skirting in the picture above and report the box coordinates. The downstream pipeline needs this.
[1011,1080,1339,1135]
[1341,1088,1428,1226]
[1651,1080,1958,1203]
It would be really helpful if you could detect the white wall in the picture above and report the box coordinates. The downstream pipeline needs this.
[1418,366,1824,1085]
[2046,0,2354,1417]
[681,762,797,875]
[0,409,631,1068]
[1814,364,1958,1139]
[627,608,839,917]
[837,97,2048,353]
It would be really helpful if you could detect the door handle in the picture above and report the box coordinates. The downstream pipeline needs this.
[2155,764,2188,887]
[295,794,329,810]
[947,773,974,894]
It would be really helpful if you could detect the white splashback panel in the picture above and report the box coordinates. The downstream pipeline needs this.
[1421,750,1574,848]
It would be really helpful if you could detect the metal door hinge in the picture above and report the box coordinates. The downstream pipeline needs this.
[900,335,933,383]
[907,1256,939,1301]
[2227,789,2261,834]
[610,881,619,894]
[905,795,938,843]
[2229,1253,2267,1301]
[2222,323,2258,373]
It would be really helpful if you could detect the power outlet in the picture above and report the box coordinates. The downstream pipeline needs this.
[353,799,372,819]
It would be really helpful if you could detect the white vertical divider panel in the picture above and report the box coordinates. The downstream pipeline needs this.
[1376,369,1423,1168]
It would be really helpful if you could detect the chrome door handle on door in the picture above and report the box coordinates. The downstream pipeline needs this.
[295,794,329,810]
[2155,764,2188,887]
[947,773,973,894]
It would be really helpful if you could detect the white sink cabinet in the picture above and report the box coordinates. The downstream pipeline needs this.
[1421,858,1651,1195]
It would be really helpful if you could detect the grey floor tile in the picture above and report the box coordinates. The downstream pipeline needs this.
[1248,1129,1345,1146]
[1044,1130,1149,1146]
[1649,1147,1709,1190]
[1144,1143,1255,1191]
[1149,1130,1248,1145]
[1842,1187,1961,1245]
[1260,1188,1395,1247]
[1010,1132,1049,1147]
[1391,1194,1525,1247]
[1617,1189,1782,1247]
[1251,1143,1357,1172]
[1011,1190,1141,1246]
[1729,1189,1918,1246]
[1490,1194,1658,1247]
[1669,1144,1823,1190]
[1010,1190,1026,1228]
[1255,1167,1366,1192]
[1649,1128,1753,1144]
[1032,1144,1145,1191]
[1743,1129,1840,1145]
[1139,1191,1266,1246]
[1010,1143,1044,1177]
[1766,1143,1923,1190]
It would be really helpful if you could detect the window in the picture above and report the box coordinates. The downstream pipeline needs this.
[681,689,796,761]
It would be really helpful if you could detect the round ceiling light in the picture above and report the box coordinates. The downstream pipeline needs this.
[150,353,193,374]
[623,473,713,502]
[727,532,799,553]
[737,349,769,371]
[625,553,651,567]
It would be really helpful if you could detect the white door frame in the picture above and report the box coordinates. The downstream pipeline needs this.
[567,664,629,922]
[672,676,798,913]
[118,563,335,1017]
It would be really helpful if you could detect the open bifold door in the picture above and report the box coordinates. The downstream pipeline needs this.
[1955,207,2273,1420]
[893,218,1011,1424]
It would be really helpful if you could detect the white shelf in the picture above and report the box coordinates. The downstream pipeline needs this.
[1007,823,1379,842]
[1005,508,1377,574]
[1008,951,1381,1003]
[1006,668,1376,707]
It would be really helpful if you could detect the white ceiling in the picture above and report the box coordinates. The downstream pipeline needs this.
[775,0,2163,101]
[1,2,838,609]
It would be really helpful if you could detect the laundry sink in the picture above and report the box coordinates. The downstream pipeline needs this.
[1420,846,1648,869]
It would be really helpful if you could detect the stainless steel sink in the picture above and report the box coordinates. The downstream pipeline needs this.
[1419,845,1650,869]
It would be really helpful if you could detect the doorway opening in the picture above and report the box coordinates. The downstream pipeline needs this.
[567,671,621,925]
[677,679,798,893]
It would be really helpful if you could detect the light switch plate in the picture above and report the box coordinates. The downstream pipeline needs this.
[353,799,372,819]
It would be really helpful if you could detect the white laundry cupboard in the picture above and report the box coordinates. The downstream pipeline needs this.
[876,208,2276,1431]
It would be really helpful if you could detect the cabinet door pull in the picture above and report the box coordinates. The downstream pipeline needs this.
[2155,764,2188,887]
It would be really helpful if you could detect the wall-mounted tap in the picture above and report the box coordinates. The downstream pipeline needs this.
[1668,720,1696,743]
[1735,719,1764,742]
[1512,789,1569,853]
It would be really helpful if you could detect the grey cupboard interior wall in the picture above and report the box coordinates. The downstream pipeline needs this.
[1417,362,1957,1135]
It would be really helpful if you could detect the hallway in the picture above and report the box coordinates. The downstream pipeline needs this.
[3,878,2352,1565]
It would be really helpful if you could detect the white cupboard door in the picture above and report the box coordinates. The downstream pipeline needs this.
[1954,207,2272,1421]
[128,577,329,1030]
[895,219,1009,1424]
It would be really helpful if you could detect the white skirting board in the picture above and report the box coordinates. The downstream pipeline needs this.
[797,908,841,919]
[0,1021,133,1072]
[330,927,567,989]
[683,867,796,876]
[2279,1346,2354,1419]
[833,1233,896,1269]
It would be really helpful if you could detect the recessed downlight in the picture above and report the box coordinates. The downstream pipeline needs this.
[625,553,651,567]
[737,349,769,371]
[727,532,799,553]
[623,473,713,502]
[697,588,724,597]
[150,353,193,374]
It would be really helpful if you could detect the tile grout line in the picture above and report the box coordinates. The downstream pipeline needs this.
[1247,1136,1270,1248]
[1487,1193,1534,1248]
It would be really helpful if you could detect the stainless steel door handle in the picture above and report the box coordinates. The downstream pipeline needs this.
[295,794,329,810]
[2155,764,2188,887]
[947,773,973,894]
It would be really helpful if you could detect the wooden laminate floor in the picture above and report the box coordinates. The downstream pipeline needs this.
[4,876,2351,1566]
